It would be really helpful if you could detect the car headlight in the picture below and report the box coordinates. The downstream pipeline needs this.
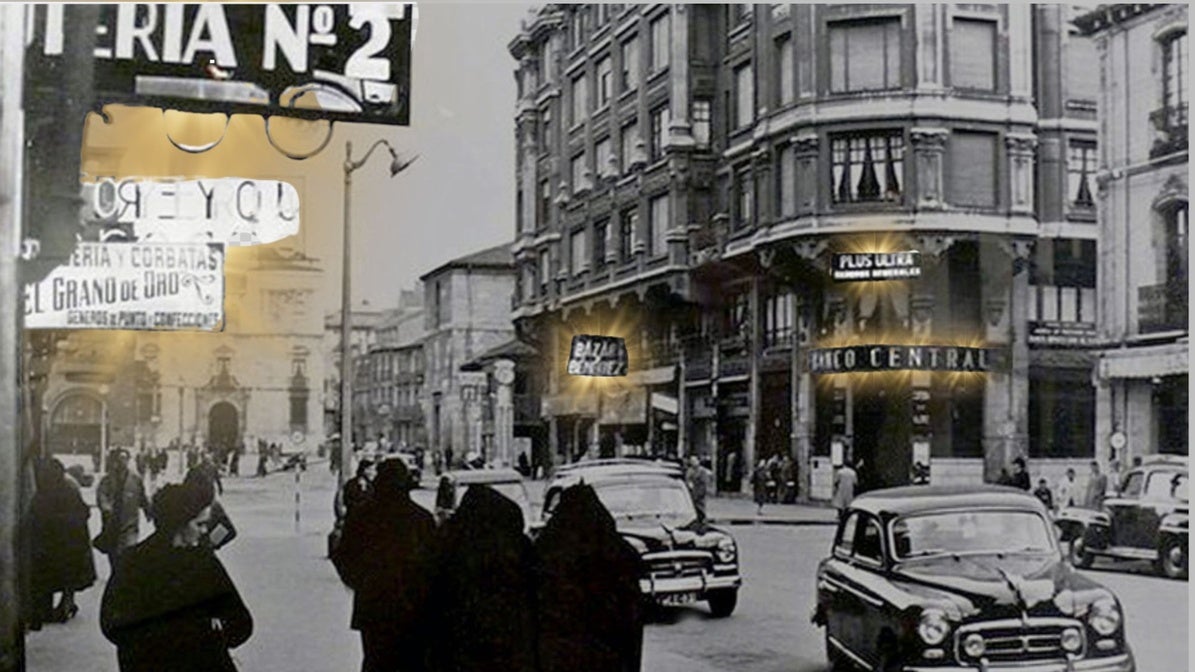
[1060,627,1083,653]
[1087,597,1121,636]
[917,609,951,646]
[962,632,985,658]
[715,537,737,563]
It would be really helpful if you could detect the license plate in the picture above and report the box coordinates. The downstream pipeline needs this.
[658,592,697,606]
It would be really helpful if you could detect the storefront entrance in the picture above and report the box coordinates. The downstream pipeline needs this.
[851,384,913,493]
[208,402,240,453]
[49,393,104,463]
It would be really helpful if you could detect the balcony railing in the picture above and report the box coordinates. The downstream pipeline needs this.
[1139,283,1188,334]
[1150,104,1188,158]
[684,338,714,381]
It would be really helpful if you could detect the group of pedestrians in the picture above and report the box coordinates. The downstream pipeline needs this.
[752,453,798,514]
[331,459,645,672]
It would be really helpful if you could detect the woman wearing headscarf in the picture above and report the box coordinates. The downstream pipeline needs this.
[535,484,644,672]
[100,482,253,672]
[333,459,437,672]
[29,457,96,627]
[427,485,537,672]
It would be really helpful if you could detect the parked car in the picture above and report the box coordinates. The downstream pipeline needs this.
[543,460,742,617]
[1057,456,1188,580]
[431,468,534,531]
[813,485,1135,672]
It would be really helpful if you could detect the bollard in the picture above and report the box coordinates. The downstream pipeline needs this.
[294,468,301,534]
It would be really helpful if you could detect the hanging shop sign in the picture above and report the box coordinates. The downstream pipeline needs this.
[832,251,922,282]
[81,178,300,246]
[808,345,994,374]
[567,335,628,377]
[26,4,414,125]
[1026,320,1098,346]
[24,242,225,331]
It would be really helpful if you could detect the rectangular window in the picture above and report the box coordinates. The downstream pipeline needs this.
[541,108,552,153]
[950,18,996,91]
[735,63,754,129]
[692,99,711,147]
[570,73,588,125]
[538,249,551,294]
[593,219,608,269]
[619,208,637,261]
[776,35,794,106]
[734,166,753,229]
[830,130,904,204]
[650,105,670,162]
[621,120,638,170]
[538,179,552,228]
[1029,375,1095,458]
[570,153,586,193]
[570,10,584,51]
[570,230,586,275]
[1164,32,1188,115]
[1067,141,1097,209]
[596,56,613,107]
[595,136,613,178]
[764,288,794,346]
[538,41,552,82]
[649,194,669,257]
[723,289,750,337]
[778,143,795,218]
[829,19,902,93]
[650,12,670,72]
[949,131,997,208]
[621,37,639,91]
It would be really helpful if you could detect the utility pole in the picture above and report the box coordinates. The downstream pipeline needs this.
[0,7,27,669]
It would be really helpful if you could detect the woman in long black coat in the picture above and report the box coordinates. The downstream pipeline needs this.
[29,457,96,627]
[100,482,253,672]
[535,484,644,672]
[427,485,537,672]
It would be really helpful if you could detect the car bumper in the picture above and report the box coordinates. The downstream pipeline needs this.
[904,653,1135,672]
[638,573,741,597]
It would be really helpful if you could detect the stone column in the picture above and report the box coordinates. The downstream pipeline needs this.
[668,5,694,148]
[789,239,826,499]
[752,147,773,226]
[914,4,944,90]
[794,132,819,215]
[494,359,515,466]
[744,275,762,489]
[982,238,1033,481]
[1005,133,1038,216]
[910,127,949,210]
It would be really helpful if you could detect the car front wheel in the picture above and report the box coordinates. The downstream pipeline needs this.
[1070,536,1094,569]
[1158,537,1188,580]
[706,589,738,618]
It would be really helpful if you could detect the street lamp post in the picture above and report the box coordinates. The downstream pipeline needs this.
[340,139,417,488]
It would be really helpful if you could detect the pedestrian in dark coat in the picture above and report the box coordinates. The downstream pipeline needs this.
[29,458,96,627]
[535,484,644,672]
[333,459,436,672]
[751,460,769,515]
[100,482,253,672]
[428,485,537,672]
[96,450,152,573]
[185,467,238,551]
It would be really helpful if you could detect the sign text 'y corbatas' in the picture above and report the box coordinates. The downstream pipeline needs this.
[832,251,922,281]
[808,345,994,374]
[25,4,414,125]
[567,335,628,377]
[81,178,300,247]
[24,242,225,331]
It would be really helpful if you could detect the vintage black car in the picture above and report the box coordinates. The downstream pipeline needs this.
[1057,456,1188,579]
[543,459,742,617]
[813,485,1135,672]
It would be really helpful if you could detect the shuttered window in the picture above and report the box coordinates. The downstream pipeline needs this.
[829,19,901,93]
[949,131,997,208]
[776,35,794,106]
[778,144,795,218]
[735,63,754,129]
[648,194,669,257]
[950,18,996,91]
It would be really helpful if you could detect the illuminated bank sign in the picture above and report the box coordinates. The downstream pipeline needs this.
[567,335,628,377]
[808,345,994,374]
[832,251,921,282]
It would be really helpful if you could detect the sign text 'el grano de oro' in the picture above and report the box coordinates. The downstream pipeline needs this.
[25,4,414,125]
[808,345,996,375]
[81,178,300,247]
[24,242,225,331]
[567,335,628,377]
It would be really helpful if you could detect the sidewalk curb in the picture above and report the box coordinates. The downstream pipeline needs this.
[708,517,839,527]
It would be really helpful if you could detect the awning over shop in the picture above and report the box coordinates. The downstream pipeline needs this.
[541,393,598,417]
[599,388,647,426]
[1097,341,1188,379]
[651,392,678,415]
[625,365,676,386]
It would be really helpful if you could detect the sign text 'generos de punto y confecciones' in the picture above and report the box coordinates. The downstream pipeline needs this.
[24,242,225,331]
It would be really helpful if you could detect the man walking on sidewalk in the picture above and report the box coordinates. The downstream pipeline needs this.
[686,455,713,522]
[832,461,858,522]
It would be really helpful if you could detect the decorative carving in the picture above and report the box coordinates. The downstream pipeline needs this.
[267,289,312,323]
[985,298,1006,328]
[1004,133,1038,155]
[791,239,829,261]
[793,132,819,156]
[758,247,777,270]
[910,127,950,150]
[913,234,956,260]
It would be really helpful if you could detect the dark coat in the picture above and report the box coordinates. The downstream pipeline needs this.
[428,485,537,672]
[100,534,252,672]
[535,484,644,672]
[30,459,96,593]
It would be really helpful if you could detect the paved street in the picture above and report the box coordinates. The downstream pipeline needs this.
[26,465,1188,672]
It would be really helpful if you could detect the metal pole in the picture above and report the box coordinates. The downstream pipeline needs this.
[178,384,184,476]
[339,141,354,490]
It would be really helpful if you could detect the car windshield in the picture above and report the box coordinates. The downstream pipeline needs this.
[592,481,697,524]
[891,509,1055,560]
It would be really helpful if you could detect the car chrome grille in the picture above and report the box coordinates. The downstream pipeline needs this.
[955,618,1085,664]
[643,551,712,580]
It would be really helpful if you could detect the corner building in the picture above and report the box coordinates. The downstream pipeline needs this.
[509,4,1101,499]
